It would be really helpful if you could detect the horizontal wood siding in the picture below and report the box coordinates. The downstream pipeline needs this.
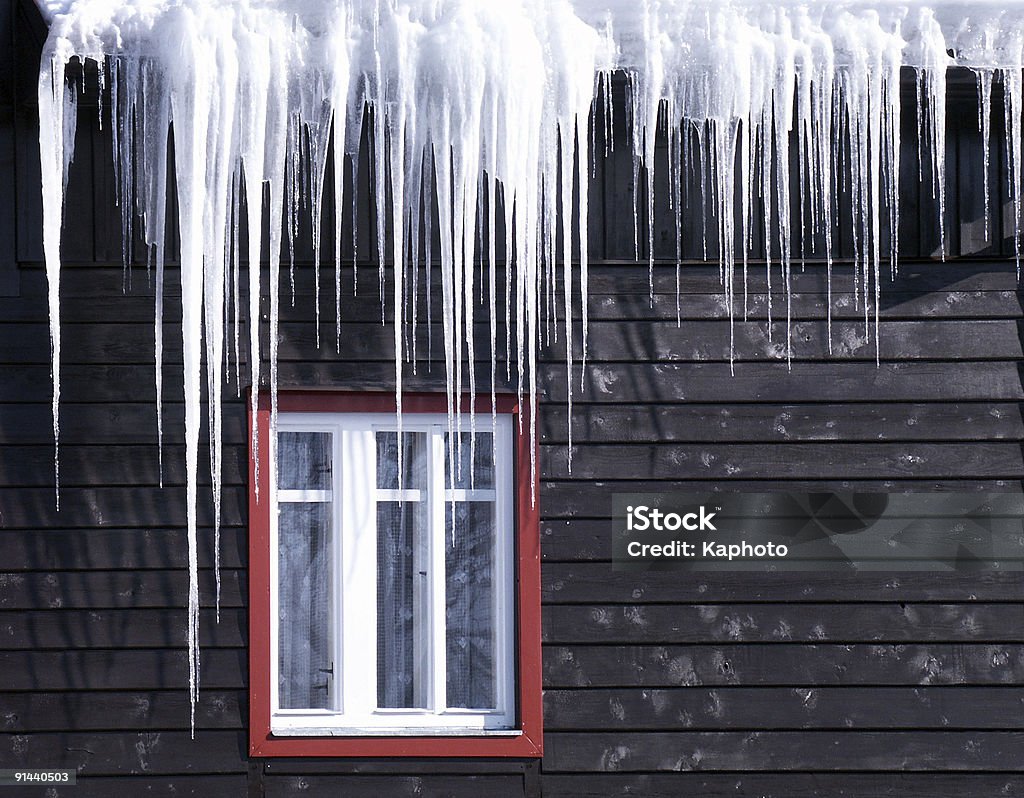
[535,259,1024,796]
[4,7,1024,794]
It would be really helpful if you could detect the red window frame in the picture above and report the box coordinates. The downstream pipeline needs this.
[248,390,542,757]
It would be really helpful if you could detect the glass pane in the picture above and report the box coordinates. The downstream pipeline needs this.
[278,502,332,709]
[279,432,332,491]
[377,500,429,708]
[446,502,496,709]
[376,431,428,490]
[444,431,494,489]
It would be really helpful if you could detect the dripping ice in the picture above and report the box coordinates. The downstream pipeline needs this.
[36,0,1024,735]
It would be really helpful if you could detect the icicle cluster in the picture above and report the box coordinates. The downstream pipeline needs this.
[36,0,1024,734]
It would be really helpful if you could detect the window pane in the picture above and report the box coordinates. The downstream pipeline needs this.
[444,431,495,489]
[377,500,429,708]
[278,502,332,709]
[279,432,332,490]
[377,431,428,490]
[446,502,496,709]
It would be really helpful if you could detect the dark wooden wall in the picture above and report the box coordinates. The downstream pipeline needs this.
[4,3,1024,795]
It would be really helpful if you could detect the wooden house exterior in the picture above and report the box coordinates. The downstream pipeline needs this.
[3,1,1024,795]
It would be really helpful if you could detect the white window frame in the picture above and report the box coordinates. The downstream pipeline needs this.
[269,412,517,736]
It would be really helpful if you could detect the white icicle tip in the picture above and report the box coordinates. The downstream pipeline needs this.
[37,0,1024,731]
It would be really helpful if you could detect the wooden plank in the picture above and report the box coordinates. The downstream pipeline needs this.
[542,604,1024,644]
[91,93,120,265]
[543,686,1024,730]
[0,444,246,488]
[248,760,263,798]
[5,317,1024,365]
[0,54,18,297]
[0,526,247,570]
[541,442,1024,480]
[542,730,1024,772]
[833,120,856,260]
[542,518,608,561]
[600,74,638,261]
[570,319,1024,361]
[17,260,1023,304]
[523,760,541,798]
[898,105,923,260]
[0,690,243,731]
[0,403,247,445]
[579,262,1023,295]
[0,730,246,775]
[0,486,246,528]
[540,480,1022,520]
[0,320,246,366]
[4,281,1020,330]
[541,563,1024,602]
[255,318,1024,363]
[24,360,1007,406]
[542,362,1024,403]
[0,363,465,402]
[583,289,1024,321]
[264,775,525,798]
[0,364,179,402]
[0,321,180,365]
[994,79,1017,258]
[541,513,1024,561]
[22,258,1024,293]
[5,775,248,798]
[942,105,962,258]
[542,643,1024,688]
[539,403,1024,444]
[0,569,245,610]
[587,89,607,262]
[29,401,1020,479]
[13,110,44,264]
[916,105,952,259]
[56,112,98,263]
[957,103,999,257]
[541,773,1024,797]
[0,608,246,649]
[0,649,246,690]
[0,291,187,323]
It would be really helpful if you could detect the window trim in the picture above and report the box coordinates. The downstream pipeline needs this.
[248,391,542,758]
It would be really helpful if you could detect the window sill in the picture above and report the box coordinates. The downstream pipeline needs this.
[251,728,542,758]
[271,727,524,737]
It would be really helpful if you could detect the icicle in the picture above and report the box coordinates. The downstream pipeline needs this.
[1004,67,1023,275]
[977,69,994,240]
[38,47,75,512]
[231,169,241,393]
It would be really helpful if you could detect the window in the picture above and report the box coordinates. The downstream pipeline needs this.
[249,393,542,757]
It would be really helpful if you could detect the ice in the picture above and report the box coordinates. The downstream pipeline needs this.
[38,46,74,511]
[35,0,1024,733]
[977,69,993,239]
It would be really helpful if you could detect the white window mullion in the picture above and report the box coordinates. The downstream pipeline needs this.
[278,489,332,503]
[442,488,496,502]
[429,426,447,714]
[376,488,424,502]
